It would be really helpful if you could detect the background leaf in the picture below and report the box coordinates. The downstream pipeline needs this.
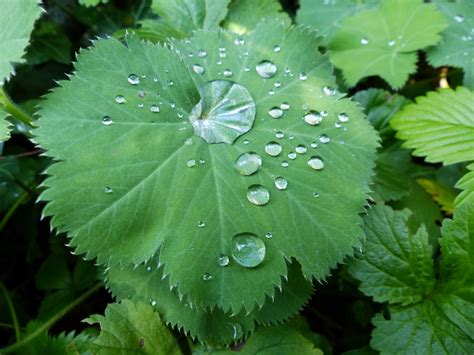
[0,106,11,141]
[455,163,474,207]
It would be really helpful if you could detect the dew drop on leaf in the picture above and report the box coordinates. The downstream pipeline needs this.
[268,107,283,119]
[388,40,396,47]
[454,15,464,23]
[150,104,160,113]
[280,102,290,110]
[288,151,297,160]
[192,64,205,75]
[360,38,369,45]
[322,86,336,96]
[311,141,318,148]
[102,116,113,125]
[115,95,126,104]
[246,185,270,206]
[319,134,330,143]
[231,233,266,267]
[197,221,205,228]
[295,145,307,154]
[197,49,207,57]
[167,80,174,86]
[127,74,140,85]
[303,110,323,126]
[338,112,349,122]
[273,45,281,52]
[307,156,325,170]
[202,273,213,281]
[265,141,282,157]
[104,187,113,194]
[275,131,285,139]
[234,152,262,175]
[223,69,233,77]
[299,73,307,81]
[218,254,230,267]
[146,266,152,272]
[313,192,320,198]
[150,299,157,306]
[255,60,277,78]
[229,322,243,340]
[282,161,289,167]
[274,176,288,190]
[187,159,196,167]
[265,232,273,239]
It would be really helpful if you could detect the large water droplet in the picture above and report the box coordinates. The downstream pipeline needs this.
[231,233,266,267]
[115,95,126,104]
[246,185,270,206]
[308,156,325,170]
[265,141,282,156]
[304,110,323,125]
[192,64,205,75]
[102,116,113,125]
[268,107,283,119]
[128,74,140,85]
[275,177,288,190]
[256,61,277,78]
[189,80,256,144]
[218,254,230,267]
[235,152,262,175]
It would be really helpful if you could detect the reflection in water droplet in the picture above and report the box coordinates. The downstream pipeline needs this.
[138,103,144,109]
[192,64,205,75]
[128,74,140,85]
[167,80,174,86]
[338,113,349,122]
[288,151,297,160]
[308,156,325,170]
[275,176,288,190]
[115,95,126,104]
[388,40,396,47]
[203,273,212,281]
[234,37,245,45]
[289,135,294,140]
[319,134,330,143]
[299,73,307,81]
[311,142,318,148]
[275,131,285,139]
[102,116,113,125]
[265,232,273,239]
[256,61,277,78]
[231,233,266,267]
[322,86,336,96]
[218,254,230,267]
[268,107,283,119]
[274,81,282,88]
[454,15,464,23]
[150,104,160,113]
[335,121,342,128]
[313,192,320,198]
[295,145,307,154]
[229,322,243,340]
[235,152,262,175]
[274,45,281,52]
[150,299,157,306]
[360,38,369,45]
[280,102,290,110]
[187,159,196,167]
[185,138,193,145]
[223,69,233,77]
[304,110,323,125]
[197,221,205,228]
[146,266,152,272]
[282,161,289,167]
[104,187,113,194]
[243,139,250,145]
[197,49,207,57]
[246,185,270,206]
[265,142,282,156]
[321,110,328,117]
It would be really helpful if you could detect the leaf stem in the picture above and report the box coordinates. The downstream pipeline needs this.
[0,281,21,342]
[0,87,35,128]
[0,283,102,354]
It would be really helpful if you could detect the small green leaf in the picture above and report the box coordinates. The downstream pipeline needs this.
[79,0,109,7]
[455,163,474,207]
[329,0,447,89]
[0,106,11,142]
[85,300,181,354]
[428,0,474,89]
[296,0,379,45]
[348,205,435,306]
[391,87,474,165]
[0,0,43,84]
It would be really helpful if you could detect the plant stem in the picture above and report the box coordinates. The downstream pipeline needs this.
[0,283,102,354]
[0,281,21,342]
[0,87,35,128]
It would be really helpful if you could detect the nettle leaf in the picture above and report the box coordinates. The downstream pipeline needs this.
[105,259,313,344]
[329,0,447,89]
[296,0,379,45]
[428,0,474,89]
[348,205,435,306]
[391,87,474,165]
[223,0,290,35]
[354,204,474,354]
[85,300,181,354]
[37,21,378,313]
[455,163,474,207]
[0,106,11,142]
[0,0,43,84]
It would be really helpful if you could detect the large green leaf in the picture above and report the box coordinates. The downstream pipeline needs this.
[455,163,474,207]
[329,0,447,89]
[0,0,43,84]
[106,259,312,344]
[428,0,474,89]
[296,0,379,45]
[85,300,181,354]
[391,87,474,165]
[37,21,378,313]
[352,204,474,354]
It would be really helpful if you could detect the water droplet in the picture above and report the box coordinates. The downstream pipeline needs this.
[280,102,290,110]
[311,141,318,148]
[275,177,288,190]
[388,40,396,47]
[150,299,157,306]
[322,86,336,96]
[223,69,233,77]
[360,38,369,45]
[304,110,323,125]
[102,116,113,125]
[335,121,342,128]
[256,60,277,78]
[234,152,262,175]
[153,77,158,82]
[203,273,213,281]
[338,112,349,122]
[192,64,205,75]
[288,151,297,160]
[234,37,245,45]
[295,144,307,154]
[265,141,282,156]
[275,131,284,139]
[265,232,273,239]
[268,89,275,95]
[274,45,281,52]
[128,74,140,85]
[115,95,126,104]
[187,159,196,167]
[185,138,193,145]
[308,156,325,170]
[313,192,320,198]
[281,161,289,167]
[268,107,283,119]
[218,254,230,267]
[244,66,250,72]
[197,49,207,57]
[299,73,307,81]
[104,187,113,193]
[454,15,464,23]
[138,103,144,109]
[138,90,146,99]
[231,233,266,267]
[229,322,243,340]
[243,139,250,145]
[274,81,282,88]
[319,134,330,143]
[146,266,152,272]
[199,159,206,164]
[321,110,328,117]
[197,221,205,228]
[219,52,227,58]
[150,104,160,113]
[246,185,270,206]
[288,135,295,140]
